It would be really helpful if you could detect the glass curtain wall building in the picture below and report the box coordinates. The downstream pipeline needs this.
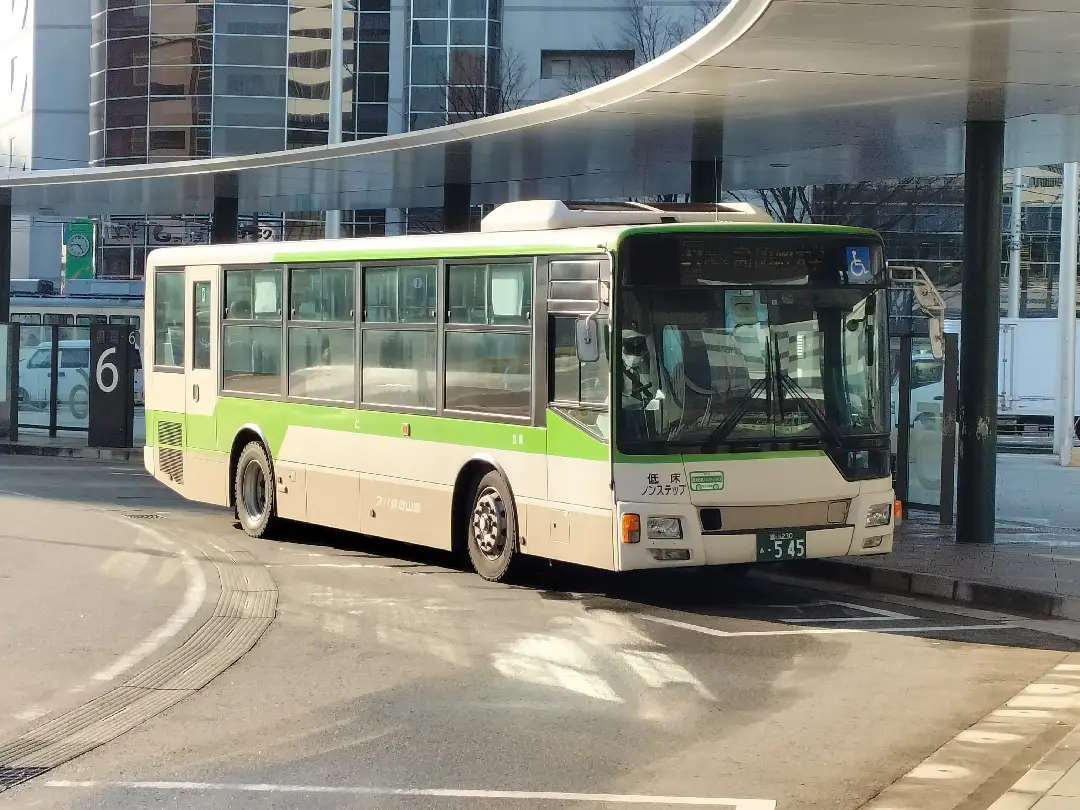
[88,0,393,276]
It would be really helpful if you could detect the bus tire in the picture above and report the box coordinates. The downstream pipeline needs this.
[69,385,89,420]
[234,441,277,539]
[466,470,519,582]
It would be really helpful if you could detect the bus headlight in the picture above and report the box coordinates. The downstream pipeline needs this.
[647,517,683,540]
[865,503,893,528]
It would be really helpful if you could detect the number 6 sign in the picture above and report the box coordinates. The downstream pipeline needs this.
[89,324,135,448]
[96,347,119,393]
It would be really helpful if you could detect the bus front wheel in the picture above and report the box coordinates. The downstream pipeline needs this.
[467,470,519,582]
[234,441,277,538]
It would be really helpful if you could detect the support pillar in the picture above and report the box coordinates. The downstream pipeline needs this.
[443,183,471,233]
[324,0,344,239]
[689,119,723,204]
[1007,167,1023,319]
[0,189,10,323]
[956,121,1005,544]
[212,174,239,245]
[1056,163,1079,466]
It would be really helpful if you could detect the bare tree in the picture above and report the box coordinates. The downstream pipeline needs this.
[732,177,965,231]
[691,0,729,30]
[436,47,532,123]
[562,0,730,93]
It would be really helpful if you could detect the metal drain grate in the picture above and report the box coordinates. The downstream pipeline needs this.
[123,512,164,520]
[0,766,49,792]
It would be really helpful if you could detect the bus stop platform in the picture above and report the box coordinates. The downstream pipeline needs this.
[0,431,141,462]
[787,457,1080,621]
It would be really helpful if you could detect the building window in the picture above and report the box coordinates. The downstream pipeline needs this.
[539,49,635,85]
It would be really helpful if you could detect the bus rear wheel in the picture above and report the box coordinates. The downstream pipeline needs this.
[466,470,519,582]
[234,441,277,538]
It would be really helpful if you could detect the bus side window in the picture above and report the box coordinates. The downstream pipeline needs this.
[549,316,610,441]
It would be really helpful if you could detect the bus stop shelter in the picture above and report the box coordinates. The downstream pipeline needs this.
[1,0,1079,544]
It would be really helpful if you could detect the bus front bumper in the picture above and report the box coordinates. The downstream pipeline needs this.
[613,497,895,571]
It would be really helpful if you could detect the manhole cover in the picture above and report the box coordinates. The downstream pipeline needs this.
[123,512,163,520]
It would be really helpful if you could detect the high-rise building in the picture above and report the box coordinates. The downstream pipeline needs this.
[9,0,713,279]
[0,0,92,281]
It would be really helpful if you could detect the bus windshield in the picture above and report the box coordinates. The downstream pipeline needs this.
[615,233,889,467]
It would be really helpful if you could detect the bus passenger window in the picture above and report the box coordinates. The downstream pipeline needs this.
[193,282,211,370]
[154,271,185,367]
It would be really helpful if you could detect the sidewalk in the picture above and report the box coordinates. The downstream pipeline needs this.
[988,718,1080,810]
[0,407,146,461]
[793,455,1080,620]
[0,430,142,461]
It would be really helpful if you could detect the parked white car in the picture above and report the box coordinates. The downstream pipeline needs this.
[17,339,144,417]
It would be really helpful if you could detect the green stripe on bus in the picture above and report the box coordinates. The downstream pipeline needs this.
[271,223,880,264]
[272,244,607,263]
[150,400,819,465]
[615,223,881,240]
[546,409,609,462]
[149,400,610,462]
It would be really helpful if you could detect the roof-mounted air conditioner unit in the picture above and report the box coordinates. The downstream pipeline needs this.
[479,199,774,233]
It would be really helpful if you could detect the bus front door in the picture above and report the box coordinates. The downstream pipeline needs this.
[184,266,224,505]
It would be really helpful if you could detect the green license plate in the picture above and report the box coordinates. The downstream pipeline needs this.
[756,529,807,562]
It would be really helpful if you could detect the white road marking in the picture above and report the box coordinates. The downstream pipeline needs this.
[44,781,776,808]
[782,616,910,624]
[88,520,206,684]
[827,600,912,619]
[778,600,915,623]
[268,563,399,569]
[0,487,208,710]
[639,614,1019,638]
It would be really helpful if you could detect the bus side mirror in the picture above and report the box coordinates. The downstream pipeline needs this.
[928,317,945,359]
[575,318,600,363]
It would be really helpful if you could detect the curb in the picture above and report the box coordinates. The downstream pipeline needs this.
[779,558,1080,621]
[0,443,139,462]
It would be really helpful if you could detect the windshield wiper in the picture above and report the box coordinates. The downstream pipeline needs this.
[701,374,770,452]
[773,348,845,448]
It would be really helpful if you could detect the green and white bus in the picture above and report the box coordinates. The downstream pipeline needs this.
[143,200,941,581]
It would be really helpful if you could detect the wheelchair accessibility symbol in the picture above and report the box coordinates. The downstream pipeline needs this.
[846,246,871,283]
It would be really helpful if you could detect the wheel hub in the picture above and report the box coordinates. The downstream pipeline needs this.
[241,460,266,522]
[472,488,506,559]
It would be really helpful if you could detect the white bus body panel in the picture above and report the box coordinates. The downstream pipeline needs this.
[612,456,894,570]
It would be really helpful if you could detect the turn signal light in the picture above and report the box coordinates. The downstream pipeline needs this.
[893,500,903,519]
[621,513,641,544]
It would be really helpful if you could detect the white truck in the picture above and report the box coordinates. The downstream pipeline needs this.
[17,339,144,418]
[893,317,1080,441]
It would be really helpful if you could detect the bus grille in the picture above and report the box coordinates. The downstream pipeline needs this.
[159,448,184,485]
[158,420,183,448]
[157,421,184,485]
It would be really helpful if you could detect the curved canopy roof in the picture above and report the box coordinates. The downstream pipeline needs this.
[4,0,1080,217]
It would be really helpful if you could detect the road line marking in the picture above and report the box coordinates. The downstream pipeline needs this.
[639,615,1019,638]
[43,781,775,807]
[826,600,913,619]
[267,563,399,569]
[88,520,206,684]
[781,616,912,623]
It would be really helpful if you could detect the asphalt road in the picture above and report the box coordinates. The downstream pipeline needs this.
[1,456,1079,810]
[0,467,191,742]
